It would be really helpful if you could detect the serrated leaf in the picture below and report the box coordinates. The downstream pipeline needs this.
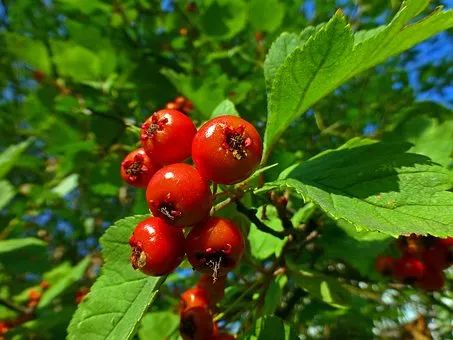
[386,116,453,168]
[38,257,90,308]
[67,215,165,340]
[263,25,321,90]
[0,180,15,210]
[0,140,31,178]
[211,99,239,118]
[257,138,453,237]
[264,1,453,155]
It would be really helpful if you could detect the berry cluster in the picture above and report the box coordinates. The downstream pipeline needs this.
[376,235,452,291]
[179,274,235,340]
[120,107,262,279]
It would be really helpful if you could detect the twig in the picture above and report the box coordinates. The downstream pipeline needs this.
[0,298,30,315]
[236,201,287,239]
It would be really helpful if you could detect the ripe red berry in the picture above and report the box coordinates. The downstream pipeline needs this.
[192,115,263,184]
[196,274,226,306]
[33,70,45,82]
[180,307,214,340]
[180,287,210,312]
[140,109,196,165]
[146,163,212,227]
[186,217,245,277]
[129,217,185,276]
[375,256,395,276]
[120,148,159,188]
[422,242,449,270]
[393,255,426,283]
[417,268,445,292]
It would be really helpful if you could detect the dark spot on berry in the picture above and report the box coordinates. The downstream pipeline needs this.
[223,125,251,160]
[158,202,182,222]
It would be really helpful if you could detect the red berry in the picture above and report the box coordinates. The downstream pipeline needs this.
[120,148,159,188]
[180,307,214,340]
[140,109,196,165]
[196,274,226,306]
[439,237,453,247]
[166,102,179,110]
[180,287,210,312]
[396,234,424,256]
[0,321,9,335]
[417,268,445,292]
[375,256,395,276]
[129,217,185,276]
[75,287,90,304]
[192,115,263,184]
[422,242,449,270]
[186,217,245,277]
[393,255,426,283]
[146,164,212,227]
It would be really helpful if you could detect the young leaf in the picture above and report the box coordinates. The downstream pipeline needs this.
[263,275,287,315]
[256,138,453,237]
[248,0,285,33]
[211,99,239,118]
[67,215,165,340]
[264,1,453,156]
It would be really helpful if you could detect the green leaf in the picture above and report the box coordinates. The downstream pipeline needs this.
[263,274,287,315]
[138,311,179,340]
[67,215,165,340]
[0,180,15,210]
[288,265,368,308]
[0,140,31,178]
[319,221,392,279]
[51,174,79,197]
[248,206,286,260]
[257,138,453,237]
[386,116,453,168]
[211,99,239,118]
[264,1,453,155]
[0,238,46,254]
[161,69,228,119]
[263,26,321,90]
[249,0,285,33]
[248,315,298,340]
[4,33,51,73]
[38,257,91,308]
[199,0,247,39]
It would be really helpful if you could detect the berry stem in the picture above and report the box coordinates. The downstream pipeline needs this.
[235,201,287,239]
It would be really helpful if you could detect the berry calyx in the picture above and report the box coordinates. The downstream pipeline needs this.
[129,217,185,276]
[180,307,214,340]
[146,164,212,227]
[120,148,159,188]
[375,256,395,276]
[393,255,426,284]
[140,109,196,165]
[186,217,245,278]
[192,115,263,184]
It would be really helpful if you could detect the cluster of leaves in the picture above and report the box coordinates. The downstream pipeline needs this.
[0,0,452,339]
